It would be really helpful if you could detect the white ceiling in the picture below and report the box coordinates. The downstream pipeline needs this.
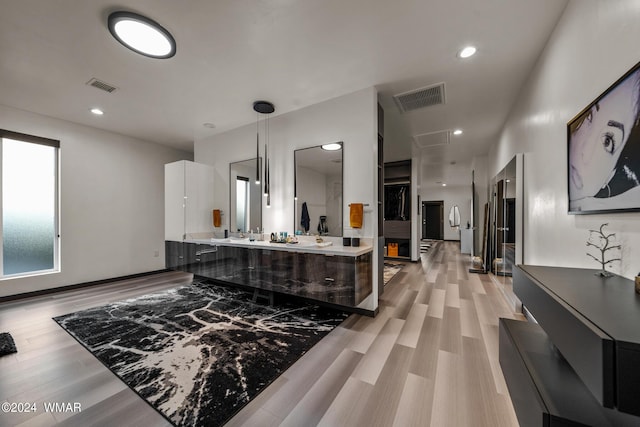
[0,0,568,187]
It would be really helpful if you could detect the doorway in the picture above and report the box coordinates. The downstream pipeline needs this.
[422,201,443,240]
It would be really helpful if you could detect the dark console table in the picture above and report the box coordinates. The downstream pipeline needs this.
[499,265,640,426]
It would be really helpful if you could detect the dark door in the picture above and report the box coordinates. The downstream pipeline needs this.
[422,201,443,240]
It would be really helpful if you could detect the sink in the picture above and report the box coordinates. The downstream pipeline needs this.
[210,238,230,243]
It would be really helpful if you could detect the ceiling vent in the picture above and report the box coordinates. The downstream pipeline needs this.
[414,130,450,148]
[393,83,445,113]
[86,78,118,93]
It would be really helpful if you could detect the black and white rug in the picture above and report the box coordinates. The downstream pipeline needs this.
[420,239,435,253]
[383,262,404,285]
[0,332,17,356]
[54,280,348,427]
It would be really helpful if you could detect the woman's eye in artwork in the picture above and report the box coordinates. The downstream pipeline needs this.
[601,120,624,155]
[601,132,616,154]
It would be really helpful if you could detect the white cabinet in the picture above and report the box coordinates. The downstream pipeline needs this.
[165,160,215,241]
[460,228,473,254]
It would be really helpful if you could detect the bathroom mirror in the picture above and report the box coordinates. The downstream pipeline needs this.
[229,158,262,233]
[294,142,343,236]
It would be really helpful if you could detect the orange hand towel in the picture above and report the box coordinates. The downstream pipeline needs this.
[350,203,363,228]
[212,209,221,228]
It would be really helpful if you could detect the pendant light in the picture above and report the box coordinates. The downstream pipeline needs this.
[252,101,275,207]
[255,111,260,185]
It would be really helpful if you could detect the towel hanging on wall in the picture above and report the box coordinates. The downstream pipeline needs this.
[350,203,364,228]
[212,209,222,228]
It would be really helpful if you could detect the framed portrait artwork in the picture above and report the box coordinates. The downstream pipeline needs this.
[568,62,640,214]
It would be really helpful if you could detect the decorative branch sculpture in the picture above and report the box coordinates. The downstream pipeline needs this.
[586,223,622,277]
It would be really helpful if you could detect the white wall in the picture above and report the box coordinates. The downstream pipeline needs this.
[0,104,192,297]
[195,87,380,311]
[489,0,640,279]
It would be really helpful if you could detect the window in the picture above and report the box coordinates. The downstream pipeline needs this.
[0,130,59,278]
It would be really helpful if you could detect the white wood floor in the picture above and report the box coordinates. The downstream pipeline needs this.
[0,241,523,426]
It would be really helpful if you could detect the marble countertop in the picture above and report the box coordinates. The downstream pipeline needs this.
[184,237,372,257]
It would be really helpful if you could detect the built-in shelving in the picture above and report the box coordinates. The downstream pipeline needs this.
[384,160,411,259]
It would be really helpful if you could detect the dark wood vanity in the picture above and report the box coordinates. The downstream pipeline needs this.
[166,240,373,314]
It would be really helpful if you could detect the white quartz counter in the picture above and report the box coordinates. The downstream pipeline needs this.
[184,237,373,257]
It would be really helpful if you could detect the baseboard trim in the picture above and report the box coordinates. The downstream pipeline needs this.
[0,269,171,303]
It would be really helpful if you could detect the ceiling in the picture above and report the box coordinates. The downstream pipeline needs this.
[0,0,568,187]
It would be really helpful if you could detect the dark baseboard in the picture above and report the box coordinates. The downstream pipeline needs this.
[0,269,171,303]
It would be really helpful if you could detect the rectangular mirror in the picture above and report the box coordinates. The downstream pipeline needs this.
[294,142,343,236]
[229,158,262,233]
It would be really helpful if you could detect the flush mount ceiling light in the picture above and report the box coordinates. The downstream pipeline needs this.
[321,143,342,151]
[108,11,176,59]
[90,108,104,115]
[458,46,477,59]
[453,129,463,135]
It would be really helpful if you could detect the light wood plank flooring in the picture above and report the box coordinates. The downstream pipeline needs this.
[0,242,523,426]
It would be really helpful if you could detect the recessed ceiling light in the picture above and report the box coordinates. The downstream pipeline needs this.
[442,183,447,187]
[90,108,104,115]
[108,11,176,59]
[453,129,463,135]
[458,46,477,59]
[321,143,342,151]
[203,122,216,129]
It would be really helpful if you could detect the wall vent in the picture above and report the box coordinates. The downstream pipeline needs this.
[414,130,450,148]
[393,83,445,113]
[86,78,118,93]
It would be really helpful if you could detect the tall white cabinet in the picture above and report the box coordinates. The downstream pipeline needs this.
[165,160,215,241]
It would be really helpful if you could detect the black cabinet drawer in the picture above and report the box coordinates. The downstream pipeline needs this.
[499,318,620,427]
[513,266,614,408]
